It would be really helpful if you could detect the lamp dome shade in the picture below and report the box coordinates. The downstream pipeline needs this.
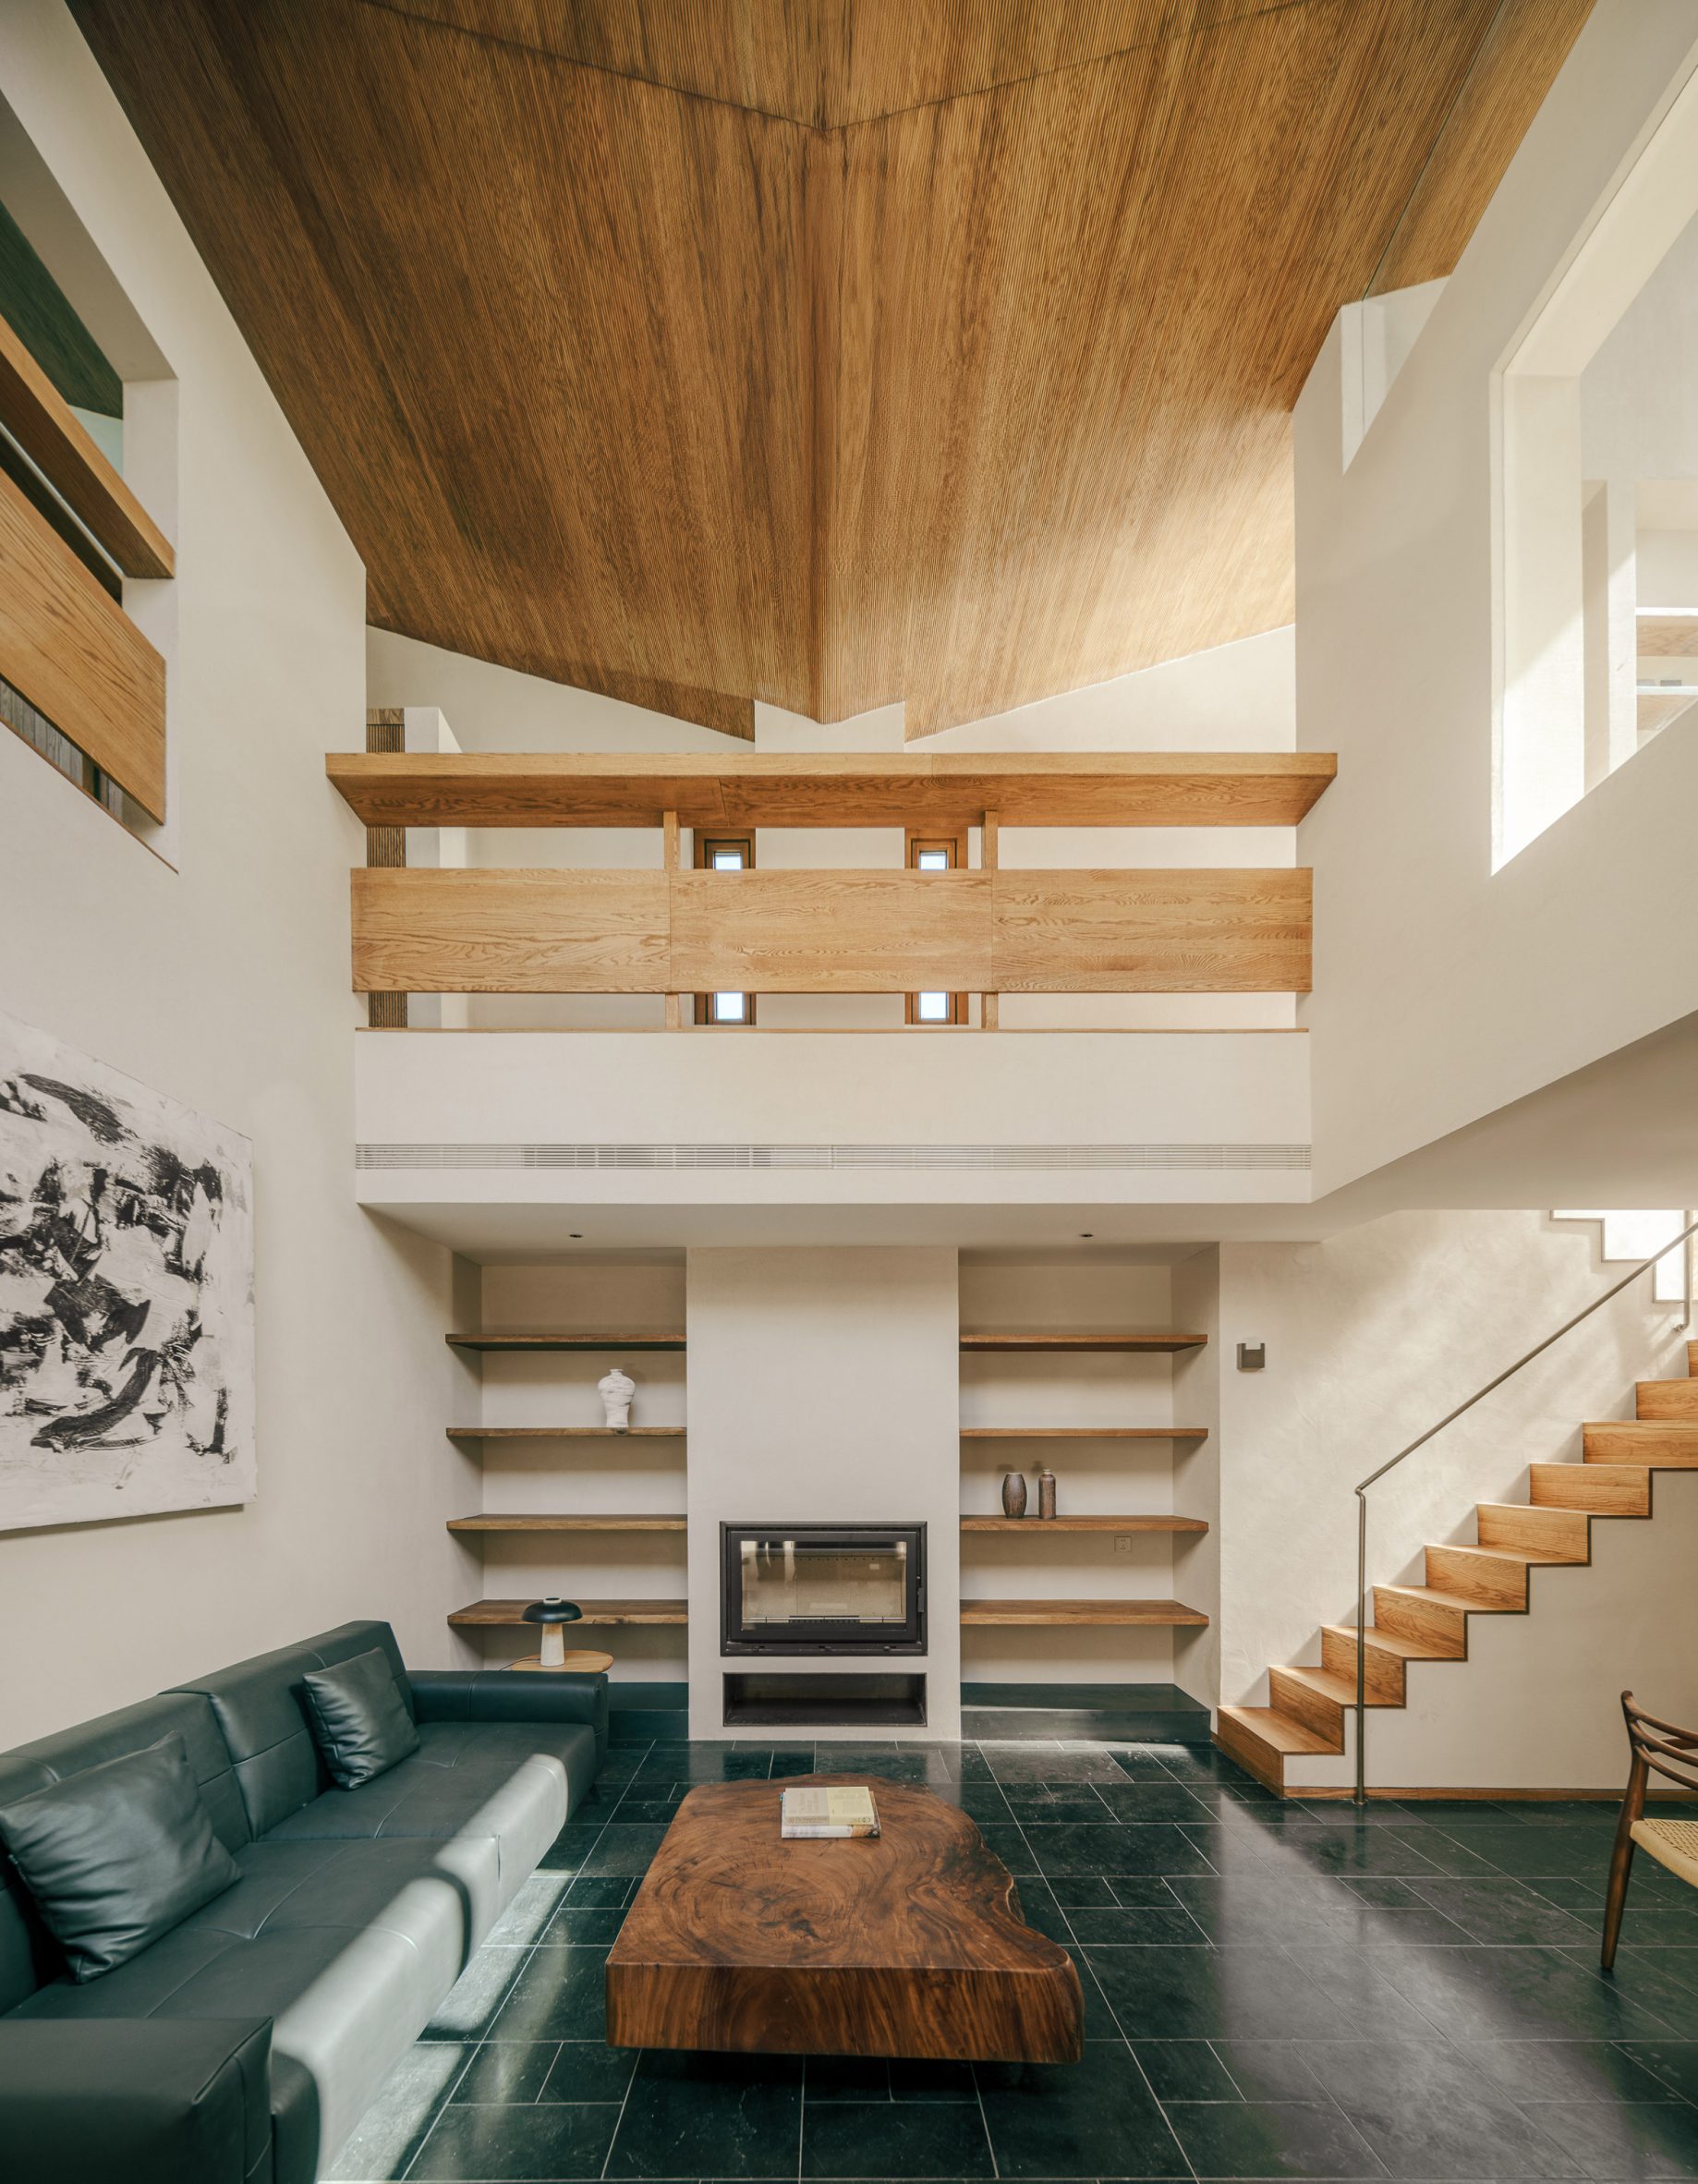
[522,1596,584,1626]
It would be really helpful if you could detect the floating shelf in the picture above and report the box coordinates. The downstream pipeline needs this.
[447,1332,686,1353]
[960,1515,1207,1534]
[449,1597,688,1628]
[447,1426,685,1441]
[959,1332,1207,1353]
[960,1597,1208,1626]
[448,1513,687,1534]
[959,1426,1207,1440]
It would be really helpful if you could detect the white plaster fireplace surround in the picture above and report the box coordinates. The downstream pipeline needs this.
[685,1246,962,1741]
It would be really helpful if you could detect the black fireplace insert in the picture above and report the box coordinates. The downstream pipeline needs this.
[720,1523,927,1655]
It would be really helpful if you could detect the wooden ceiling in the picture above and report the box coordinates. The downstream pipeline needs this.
[70,0,1591,737]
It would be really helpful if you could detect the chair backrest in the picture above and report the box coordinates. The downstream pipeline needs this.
[0,1690,246,2014]
[164,1620,411,1838]
[1622,1691,1698,1794]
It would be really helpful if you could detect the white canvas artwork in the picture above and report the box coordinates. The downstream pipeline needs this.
[0,1008,254,1530]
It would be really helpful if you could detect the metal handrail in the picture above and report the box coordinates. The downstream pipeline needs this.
[1351,1211,1698,1804]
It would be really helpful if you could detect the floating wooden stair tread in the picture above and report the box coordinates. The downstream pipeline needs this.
[326,750,1338,831]
[447,1514,687,1533]
[960,1332,1207,1353]
[1319,1621,1452,1664]
[959,1597,1207,1626]
[1584,1420,1698,1462]
[1635,610,1698,656]
[450,1598,687,1627]
[1635,1379,1698,1417]
[447,1426,686,1440]
[447,1332,686,1352]
[952,1520,1206,1537]
[1218,1705,1338,1757]
[1530,1462,1651,1513]
[959,1426,1208,1440]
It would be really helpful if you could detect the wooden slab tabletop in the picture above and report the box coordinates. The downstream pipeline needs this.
[605,1774,1083,2063]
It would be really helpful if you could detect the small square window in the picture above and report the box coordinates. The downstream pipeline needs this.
[711,991,746,1023]
[916,991,950,1022]
[711,849,746,870]
[916,848,949,871]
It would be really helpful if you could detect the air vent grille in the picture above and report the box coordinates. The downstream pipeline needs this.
[356,1141,1310,1173]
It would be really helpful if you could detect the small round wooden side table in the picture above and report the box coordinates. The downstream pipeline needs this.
[505,1650,615,1674]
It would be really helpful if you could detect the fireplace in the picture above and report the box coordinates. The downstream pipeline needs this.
[720,1523,926,1655]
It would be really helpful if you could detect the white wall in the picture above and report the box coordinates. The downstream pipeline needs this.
[684,1247,962,1740]
[0,4,466,1744]
[1212,1210,1698,1790]
[1296,0,1698,1196]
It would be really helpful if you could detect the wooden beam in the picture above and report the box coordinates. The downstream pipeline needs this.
[352,868,1310,995]
[0,467,165,818]
[0,312,175,579]
[662,807,682,1029]
[324,750,1337,831]
[981,808,999,1031]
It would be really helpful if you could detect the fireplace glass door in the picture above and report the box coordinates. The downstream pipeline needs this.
[721,1523,926,1654]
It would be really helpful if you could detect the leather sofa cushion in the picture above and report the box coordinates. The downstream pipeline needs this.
[166,1621,412,1841]
[0,1692,247,2014]
[0,1733,241,1984]
[300,1649,419,1790]
[11,1835,493,2184]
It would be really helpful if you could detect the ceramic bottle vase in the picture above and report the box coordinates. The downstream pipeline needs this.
[1001,1470,1028,1519]
[1038,1468,1057,1520]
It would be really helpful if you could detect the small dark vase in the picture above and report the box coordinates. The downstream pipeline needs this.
[1001,1470,1028,1519]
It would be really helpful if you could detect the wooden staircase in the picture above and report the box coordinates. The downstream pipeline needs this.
[1217,1341,1698,1793]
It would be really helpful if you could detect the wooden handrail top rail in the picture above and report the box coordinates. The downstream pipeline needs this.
[325,749,1336,830]
[0,314,174,579]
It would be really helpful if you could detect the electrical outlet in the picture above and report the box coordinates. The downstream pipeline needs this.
[1114,1534,1134,1556]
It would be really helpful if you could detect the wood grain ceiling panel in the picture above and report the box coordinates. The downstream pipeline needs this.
[369,1,1247,129]
[70,0,1590,737]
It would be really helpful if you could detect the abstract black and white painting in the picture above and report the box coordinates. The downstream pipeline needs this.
[0,1009,254,1530]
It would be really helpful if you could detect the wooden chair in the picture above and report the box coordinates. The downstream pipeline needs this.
[1602,1691,1698,1971]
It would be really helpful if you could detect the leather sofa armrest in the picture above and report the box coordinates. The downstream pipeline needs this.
[409,1668,609,1765]
[0,2017,273,2184]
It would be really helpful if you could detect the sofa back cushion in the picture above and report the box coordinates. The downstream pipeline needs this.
[165,1620,412,1839]
[0,1733,241,1983]
[0,1691,241,2013]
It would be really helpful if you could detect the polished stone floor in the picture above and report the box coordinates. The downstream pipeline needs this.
[326,1737,1698,2183]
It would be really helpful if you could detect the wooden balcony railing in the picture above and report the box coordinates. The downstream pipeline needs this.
[0,314,172,819]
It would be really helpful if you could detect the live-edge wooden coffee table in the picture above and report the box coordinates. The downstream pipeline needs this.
[605,1773,1083,2062]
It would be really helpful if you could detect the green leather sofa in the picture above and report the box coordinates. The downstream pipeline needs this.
[0,1619,606,2184]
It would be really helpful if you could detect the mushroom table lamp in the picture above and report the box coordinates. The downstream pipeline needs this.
[522,1596,584,1669]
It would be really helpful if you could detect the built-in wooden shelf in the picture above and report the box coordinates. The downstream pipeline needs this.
[960,1515,1207,1534]
[448,1514,687,1534]
[328,750,1338,831]
[447,1332,686,1353]
[960,1332,1207,1353]
[450,1597,688,1628]
[959,1426,1207,1440]
[960,1597,1208,1626]
[1636,609,1698,657]
[447,1426,686,1442]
